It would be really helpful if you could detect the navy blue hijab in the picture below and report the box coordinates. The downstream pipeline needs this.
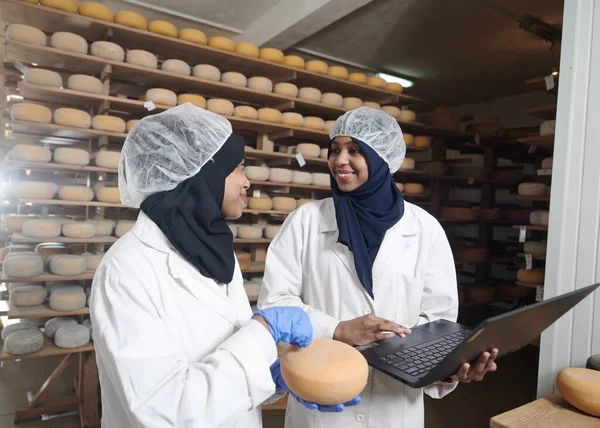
[330,138,404,298]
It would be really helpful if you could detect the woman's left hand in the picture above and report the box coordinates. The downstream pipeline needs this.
[452,348,499,383]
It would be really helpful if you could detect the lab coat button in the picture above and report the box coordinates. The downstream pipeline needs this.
[363,308,371,315]
[356,414,365,422]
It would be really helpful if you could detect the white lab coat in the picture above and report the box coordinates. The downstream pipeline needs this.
[90,211,277,428]
[258,198,459,428]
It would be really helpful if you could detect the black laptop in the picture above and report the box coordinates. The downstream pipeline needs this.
[358,283,600,388]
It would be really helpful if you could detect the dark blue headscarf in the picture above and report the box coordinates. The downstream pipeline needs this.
[330,138,404,298]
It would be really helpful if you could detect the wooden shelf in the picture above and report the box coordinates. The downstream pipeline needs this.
[7,302,89,319]
[517,253,546,261]
[526,105,557,120]
[1,271,96,283]
[10,233,118,244]
[234,238,272,244]
[8,120,127,142]
[516,135,554,148]
[18,199,127,208]
[512,225,549,232]
[1,337,94,361]
[249,180,331,192]
[242,262,265,274]
[517,195,550,202]
[245,147,327,166]
[3,160,117,174]
[516,281,543,289]
[402,192,428,199]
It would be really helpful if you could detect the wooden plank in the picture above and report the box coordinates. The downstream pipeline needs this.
[4,160,117,174]
[517,195,550,202]
[516,135,554,148]
[515,281,542,289]
[242,262,265,274]
[262,395,288,416]
[79,351,100,428]
[7,302,89,319]
[245,147,327,166]
[14,396,79,425]
[19,199,126,208]
[9,120,127,141]
[517,253,547,261]
[526,105,557,120]
[1,337,94,361]
[29,354,72,408]
[1,271,96,283]
[249,180,331,192]
[512,225,549,232]
[10,233,118,244]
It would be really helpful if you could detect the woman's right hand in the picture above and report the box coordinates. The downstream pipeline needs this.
[333,314,411,346]
[253,307,313,348]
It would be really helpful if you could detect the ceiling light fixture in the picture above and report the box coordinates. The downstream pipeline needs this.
[377,72,414,88]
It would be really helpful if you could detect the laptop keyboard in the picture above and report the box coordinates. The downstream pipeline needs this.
[378,331,468,378]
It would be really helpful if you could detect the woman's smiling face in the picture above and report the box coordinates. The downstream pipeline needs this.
[328,137,369,192]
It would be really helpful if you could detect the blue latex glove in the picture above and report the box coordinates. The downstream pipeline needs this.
[270,359,362,412]
[254,307,313,348]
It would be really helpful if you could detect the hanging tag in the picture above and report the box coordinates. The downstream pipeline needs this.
[144,101,156,111]
[544,75,555,91]
[519,226,527,243]
[474,132,480,145]
[525,253,533,270]
[468,177,475,186]
[537,169,552,176]
[252,190,261,198]
[295,153,306,167]
[528,145,537,154]
[536,286,544,302]
[14,61,28,74]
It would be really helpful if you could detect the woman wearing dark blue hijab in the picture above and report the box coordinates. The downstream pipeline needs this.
[258,107,499,428]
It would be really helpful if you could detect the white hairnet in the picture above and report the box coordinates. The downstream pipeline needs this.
[118,103,233,208]
[329,107,406,173]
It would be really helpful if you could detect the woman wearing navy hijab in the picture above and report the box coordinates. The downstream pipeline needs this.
[258,107,498,427]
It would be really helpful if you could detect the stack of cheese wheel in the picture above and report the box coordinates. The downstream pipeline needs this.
[404,183,424,195]
[49,254,87,276]
[530,210,550,226]
[245,166,269,182]
[272,197,296,212]
[269,168,293,183]
[12,181,58,200]
[247,195,273,211]
[237,226,263,240]
[328,66,348,80]
[127,120,139,132]
[518,182,549,197]
[93,115,126,133]
[312,173,330,187]
[4,254,45,279]
[524,241,547,256]
[517,269,545,285]
[440,207,478,221]
[11,144,52,163]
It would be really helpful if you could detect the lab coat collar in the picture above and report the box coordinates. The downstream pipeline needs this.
[131,211,172,254]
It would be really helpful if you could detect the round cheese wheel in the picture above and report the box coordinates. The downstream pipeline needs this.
[12,181,57,199]
[524,241,547,255]
[86,219,115,236]
[62,222,96,239]
[404,183,424,194]
[161,59,191,76]
[192,64,221,81]
[400,157,415,170]
[280,339,369,405]
[4,255,44,278]
[53,108,92,128]
[305,60,328,74]
[67,74,103,94]
[114,11,147,30]
[259,48,285,63]
[24,68,62,88]
[50,32,87,54]
[245,166,269,181]
[264,226,281,239]
[92,115,126,133]
[55,324,90,349]
[233,106,258,120]
[90,41,124,61]
[269,168,293,183]
[298,87,322,103]
[2,322,38,340]
[556,368,600,417]
[282,55,304,68]
[96,187,120,204]
[395,183,404,192]
[324,121,335,132]
[95,151,120,168]
[58,186,94,202]
[78,2,113,22]
[126,120,139,132]
[541,157,553,169]
[11,103,52,124]
[115,220,135,237]
[247,77,273,93]
[207,99,234,116]
[386,82,404,93]
[208,36,235,52]
[274,83,299,97]
[414,136,432,149]
[382,106,401,118]
[49,289,87,311]
[12,145,51,163]
[49,284,84,295]
[403,133,414,146]
[146,88,177,107]
[327,66,348,79]
[126,50,157,69]
[292,171,312,185]
[367,76,387,88]
[296,143,320,158]
[40,0,77,12]
[273,197,296,212]
[6,24,47,46]
[5,216,38,233]
[258,108,283,123]
[37,245,69,262]
[398,110,416,122]
[54,147,90,166]
[320,148,328,159]
[148,20,177,38]
[282,112,304,126]
[540,120,556,136]
[235,42,259,58]
[342,97,363,110]
[304,117,325,130]
[247,197,273,210]
[348,73,368,84]
[321,93,343,107]
[517,269,544,285]
[4,251,37,261]
[296,199,313,207]
[312,173,330,187]
[237,226,262,240]
[44,317,79,339]
[4,330,44,355]
[49,255,87,276]
[177,94,206,109]
[518,182,548,196]
[363,101,380,110]
[179,28,207,44]
[530,210,550,226]
[221,72,247,87]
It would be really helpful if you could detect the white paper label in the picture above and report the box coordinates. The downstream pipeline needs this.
[14,61,28,74]
[144,101,156,111]
[545,75,555,91]
[525,253,533,270]
[537,169,552,176]
[468,177,475,185]
[519,226,527,243]
[252,190,261,198]
[474,133,480,145]
[528,145,538,154]
[296,153,306,167]
[536,286,544,302]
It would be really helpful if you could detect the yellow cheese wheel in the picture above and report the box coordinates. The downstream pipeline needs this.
[517,269,544,285]
[303,117,325,130]
[208,36,235,52]
[327,66,348,79]
[280,339,369,405]
[367,76,387,88]
[298,87,322,103]
[145,88,177,107]
[126,120,139,132]
[342,97,363,110]
[177,94,206,109]
[363,101,380,110]
[398,110,416,122]
[96,187,120,203]
[282,113,304,127]
[284,55,305,69]
[321,93,343,107]
[6,24,47,46]
[95,151,120,169]
[206,99,234,116]
[305,60,328,74]
[50,32,88,54]
[11,103,52,124]
[40,0,77,13]
[67,74,103,94]
[78,2,113,22]
[92,115,126,133]
[53,108,92,129]
[556,368,600,416]
[274,83,299,97]
[247,197,273,210]
[264,226,281,239]
[178,28,207,45]
[403,133,414,146]
[272,197,296,212]
[404,183,423,194]
[235,42,259,58]
[381,106,401,119]
[396,182,404,192]
[400,157,415,170]
[348,72,368,84]
[221,72,247,87]
[259,48,284,63]
[324,121,335,132]
[247,77,273,93]
[414,136,432,149]
[258,108,283,123]
[233,106,258,120]
[386,82,404,93]
[296,143,320,158]
[114,11,147,30]
[23,68,61,88]
[148,20,177,37]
